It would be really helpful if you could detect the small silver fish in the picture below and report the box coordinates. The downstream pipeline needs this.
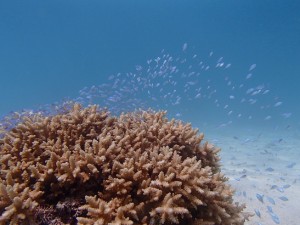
[274,101,282,107]
[225,63,231,69]
[269,211,280,224]
[182,42,188,51]
[266,167,274,172]
[246,73,252,79]
[282,112,292,118]
[240,174,247,179]
[286,162,296,168]
[267,205,273,213]
[262,89,270,94]
[254,209,261,218]
[276,187,284,193]
[249,64,256,71]
[256,193,264,203]
[270,185,278,190]
[264,115,272,120]
[278,196,288,201]
[267,196,275,205]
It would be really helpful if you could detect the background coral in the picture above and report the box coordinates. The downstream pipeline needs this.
[0,104,250,225]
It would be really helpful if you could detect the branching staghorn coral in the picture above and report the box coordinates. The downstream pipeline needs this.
[0,103,250,225]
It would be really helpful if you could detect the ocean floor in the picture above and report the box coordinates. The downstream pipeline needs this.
[204,126,300,225]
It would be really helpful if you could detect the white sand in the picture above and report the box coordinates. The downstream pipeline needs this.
[204,126,300,225]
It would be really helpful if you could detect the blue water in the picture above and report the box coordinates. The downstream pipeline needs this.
[1,0,300,127]
[1,1,300,224]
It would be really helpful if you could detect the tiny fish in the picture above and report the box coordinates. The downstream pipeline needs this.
[269,212,280,224]
[270,185,278,190]
[267,196,275,205]
[264,115,271,120]
[274,101,282,107]
[182,43,188,51]
[254,209,261,218]
[267,205,273,213]
[236,191,242,196]
[276,186,284,193]
[266,167,274,172]
[246,73,253,79]
[256,193,264,203]
[278,196,288,201]
[249,64,256,71]
[240,174,247,179]
[249,98,257,104]
[135,65,142,71]
[175,113,182,117]
[282,112,292,118]
[262,89,270,94]
[195,93,201,99]
[286,162,296,168]
[251,90,261,96]
[283,184,291,189]
[225,63,231,68]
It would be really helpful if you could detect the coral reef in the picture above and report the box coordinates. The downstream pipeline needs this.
[0,104,250,224]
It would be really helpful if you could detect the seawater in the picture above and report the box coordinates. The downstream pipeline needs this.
[0,1,299,224]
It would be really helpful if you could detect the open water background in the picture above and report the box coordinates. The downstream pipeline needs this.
[0,0,299,130]
[1,2,300,224]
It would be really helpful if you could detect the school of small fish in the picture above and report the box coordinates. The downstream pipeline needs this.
[74,43,290,128]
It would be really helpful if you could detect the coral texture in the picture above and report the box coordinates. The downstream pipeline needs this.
[0,104,250,225]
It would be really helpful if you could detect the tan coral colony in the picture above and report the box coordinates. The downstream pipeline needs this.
[0,104,250,225]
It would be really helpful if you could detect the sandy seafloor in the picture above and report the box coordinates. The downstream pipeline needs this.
[202,126,300,225]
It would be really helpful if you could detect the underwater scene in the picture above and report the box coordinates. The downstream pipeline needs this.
[0,1,300,225]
